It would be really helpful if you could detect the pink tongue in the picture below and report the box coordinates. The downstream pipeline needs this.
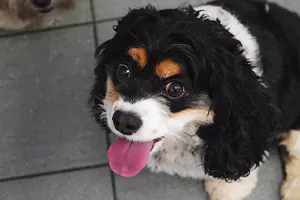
[108,138,154,177]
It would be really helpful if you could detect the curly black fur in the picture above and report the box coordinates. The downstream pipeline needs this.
[90,0,300,181]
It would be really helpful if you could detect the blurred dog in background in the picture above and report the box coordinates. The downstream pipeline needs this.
[0,0,75,30]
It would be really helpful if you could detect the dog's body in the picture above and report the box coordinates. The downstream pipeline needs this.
[0,0,74,30]
[90,0,300,199]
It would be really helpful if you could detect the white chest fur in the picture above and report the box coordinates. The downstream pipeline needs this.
[147,137,206,179]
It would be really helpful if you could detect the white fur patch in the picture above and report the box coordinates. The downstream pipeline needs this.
[194,5,263,78]
[104,96,213,143]
[281,130,300,200]
[205,167,259,200]
[286,130,300,158]
[148,137,206,179]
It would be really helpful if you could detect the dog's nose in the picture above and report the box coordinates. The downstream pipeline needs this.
[112,110,142,135]
[32,0,52,8]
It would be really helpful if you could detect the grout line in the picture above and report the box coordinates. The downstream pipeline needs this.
[110,170,118,200]
[0,163,109,183]
[0,17,120,39]
[89,0,118,199]
[89,0,99,48]
[96,17,121,24]
[105,132,118,200]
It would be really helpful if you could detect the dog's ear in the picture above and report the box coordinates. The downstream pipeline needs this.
[193,22,278,181]
[89,40,112,124]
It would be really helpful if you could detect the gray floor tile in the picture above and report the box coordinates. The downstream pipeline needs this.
[114,150,282,200]
[0,25,107,179]
[39,0,92,27]
[249,149,283,200]
[93,0,209,21]
[94,0,147,21]
[0,167,113,200]
[97,21,118,44]
[269,0,300,13]
[115,168,208,200]
[48,0,92,26]
[155,0,209,8]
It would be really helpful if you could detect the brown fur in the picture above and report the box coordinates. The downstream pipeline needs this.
[172,108,214,124]
[105,78,120,103]
[0,0,75,30]
[128,48,148,68]
[280,130,300,200]
[155,59,181,78]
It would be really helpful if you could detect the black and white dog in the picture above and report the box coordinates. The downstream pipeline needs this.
[90,0,300,199]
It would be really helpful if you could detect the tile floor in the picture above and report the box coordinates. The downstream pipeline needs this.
[0,0,298,199]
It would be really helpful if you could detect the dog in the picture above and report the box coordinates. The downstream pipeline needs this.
[89,0,300,199]
[0,0,75,30]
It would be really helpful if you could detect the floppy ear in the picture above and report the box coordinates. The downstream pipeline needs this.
[89,40,112,125]
[195,28,278,181]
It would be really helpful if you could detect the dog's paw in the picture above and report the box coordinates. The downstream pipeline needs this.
[204,173,257,200]
[204,179,245,200]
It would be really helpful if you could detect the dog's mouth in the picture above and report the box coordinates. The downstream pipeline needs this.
[108,137,163,178]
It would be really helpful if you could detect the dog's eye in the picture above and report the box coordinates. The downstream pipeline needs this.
[165,82,186,98]
[117,64,130,80]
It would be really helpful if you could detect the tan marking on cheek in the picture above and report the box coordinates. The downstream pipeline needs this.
[128,48,148,68]
[155,59,181,78]
[171,108,214,124]
[105,78,120,103]
[152,130,158,134]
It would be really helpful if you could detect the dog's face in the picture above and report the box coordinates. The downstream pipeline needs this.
[100,38,215,143]
[5,0,74,18]
[90,6,277,181]
[93,7,216,143]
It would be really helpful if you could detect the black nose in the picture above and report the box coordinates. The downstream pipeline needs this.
[112,110,142,135]
[32,0,52,8]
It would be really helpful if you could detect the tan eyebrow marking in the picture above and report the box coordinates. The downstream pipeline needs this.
[172,108,214,124]
[155,59,181,78]
[128,48,148,68]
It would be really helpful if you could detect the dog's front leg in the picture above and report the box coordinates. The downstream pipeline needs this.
[204,167,259,200]
[280,130,300,200]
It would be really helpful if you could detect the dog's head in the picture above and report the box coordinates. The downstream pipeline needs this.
[4,0,74,18]
[90,5,277,181]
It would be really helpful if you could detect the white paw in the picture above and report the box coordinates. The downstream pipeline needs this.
[204,178,255,200]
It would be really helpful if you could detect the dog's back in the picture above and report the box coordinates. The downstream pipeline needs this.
[208,0,300,131]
